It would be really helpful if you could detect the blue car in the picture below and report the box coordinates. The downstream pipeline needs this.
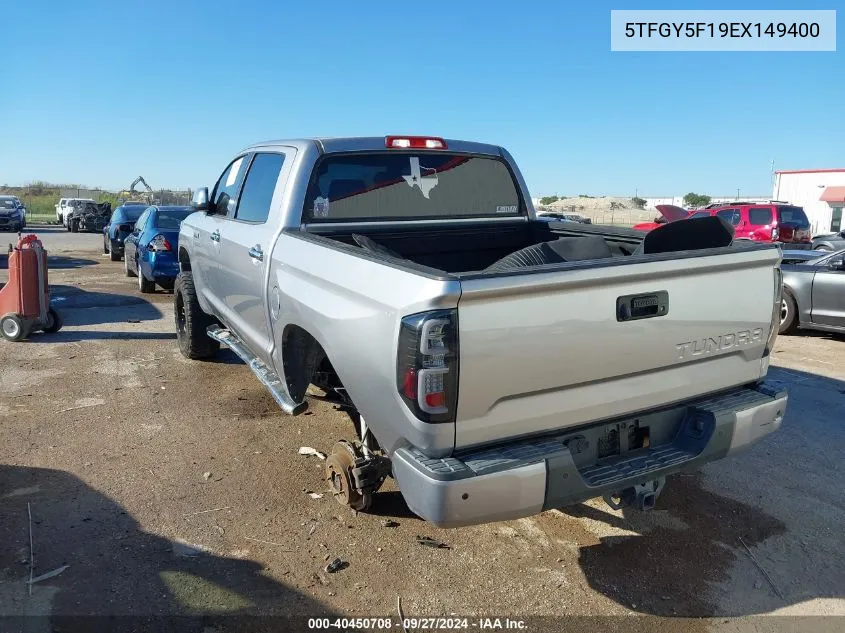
[123,205,194,293]
[103,203,149,261]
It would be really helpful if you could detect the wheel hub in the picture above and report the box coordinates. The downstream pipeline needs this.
[325,441,371,511]
[780,299,788,324]
[2,318,21,338]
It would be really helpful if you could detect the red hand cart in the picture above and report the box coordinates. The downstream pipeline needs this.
[0,234,63,341]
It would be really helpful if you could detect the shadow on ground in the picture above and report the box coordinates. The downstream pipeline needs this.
[0,465,337,631]
[543,366,845,618]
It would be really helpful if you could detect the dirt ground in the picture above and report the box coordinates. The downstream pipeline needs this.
[1,228,844,632]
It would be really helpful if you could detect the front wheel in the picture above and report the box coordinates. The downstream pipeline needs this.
[814,244,834,252]
[174,271,219,359]
[778,292,798,335]
[1,314,26,342]
[124,254,136,277]
[70,219,79,233]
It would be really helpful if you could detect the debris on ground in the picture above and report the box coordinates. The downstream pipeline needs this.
[325,557,346,573]
[202,472,212,481]
[183,506,231,516]
[416,535,451,549]
[308,492,324,500]
[28,565,70,584]
[382,519,399,528]
[298,446,327,460]
[308,522,317,536]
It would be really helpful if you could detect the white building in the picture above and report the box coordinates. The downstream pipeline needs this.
[773,169,845,234]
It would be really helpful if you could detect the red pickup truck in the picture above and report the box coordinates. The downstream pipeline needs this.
[635,203,813,249]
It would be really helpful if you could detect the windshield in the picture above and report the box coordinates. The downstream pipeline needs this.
[303,152,523,222]
[778,206,810,228]
[155,208,192,229]
[0,199,16,209]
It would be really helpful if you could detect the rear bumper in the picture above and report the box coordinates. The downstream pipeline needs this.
[392,381,786,527]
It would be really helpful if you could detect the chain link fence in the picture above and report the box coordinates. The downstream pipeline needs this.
[0,185,193,223]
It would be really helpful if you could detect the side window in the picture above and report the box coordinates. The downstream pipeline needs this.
[748,207,773,225]
[235,153,286,223]
[717,209,740,225]
[212,156,249,217]
[134,208,151,231]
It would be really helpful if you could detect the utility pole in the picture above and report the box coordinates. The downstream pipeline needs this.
[736,188,740,201]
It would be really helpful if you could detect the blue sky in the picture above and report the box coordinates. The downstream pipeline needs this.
[1,0,841,197]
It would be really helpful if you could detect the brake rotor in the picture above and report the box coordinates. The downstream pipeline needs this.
[325,441,371,511]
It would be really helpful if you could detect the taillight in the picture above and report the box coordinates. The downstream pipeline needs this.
[396,309,458,423]
[147,234,172,252]
[386,136,447,149]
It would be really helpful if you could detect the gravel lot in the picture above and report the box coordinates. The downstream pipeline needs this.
[1,227,844,631]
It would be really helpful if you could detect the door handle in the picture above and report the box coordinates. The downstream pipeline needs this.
[210,230,220,242]
[249,245,264,262]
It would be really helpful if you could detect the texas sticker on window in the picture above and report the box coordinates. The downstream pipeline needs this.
[313,196,330,218]
[496,205,517,214]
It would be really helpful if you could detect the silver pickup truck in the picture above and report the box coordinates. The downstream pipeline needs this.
[176,136,787,527]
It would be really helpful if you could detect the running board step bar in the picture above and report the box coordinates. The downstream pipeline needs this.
[207,325,307,415]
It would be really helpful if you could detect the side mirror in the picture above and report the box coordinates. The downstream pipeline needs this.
[829,257,845,271]
[191,187,212,212]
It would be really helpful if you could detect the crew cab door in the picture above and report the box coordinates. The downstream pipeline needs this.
[811,254,845,327]
[215,150,291,365]
[193,155,250,312]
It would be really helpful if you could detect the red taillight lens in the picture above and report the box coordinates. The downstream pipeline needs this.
[386,136,447,149]
[148,234,172,252]
[396,310,458,424]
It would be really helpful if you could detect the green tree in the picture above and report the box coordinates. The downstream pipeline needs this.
[631,196,647,208]
[539,196,559,205]
[683,192,712,208]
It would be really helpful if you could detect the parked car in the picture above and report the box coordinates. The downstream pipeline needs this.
[59,198,96,228]
[123,205,193,292]
[705,203,812,248]
[174,135,786,527]
[9,196,26,227]
[779,248,845,335]
[67,201,112,234]
[103,203,149,261]
[0,196,26,232]
[811,230,845,252]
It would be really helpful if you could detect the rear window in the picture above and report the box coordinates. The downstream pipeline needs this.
[689,211,711,219]
[748,207,774,225]
[122,206,146,221]
[156,208,193,229]
[777,206,810,228]
[303,152,522,222]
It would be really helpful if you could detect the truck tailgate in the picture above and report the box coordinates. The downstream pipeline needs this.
[454,248,780,449]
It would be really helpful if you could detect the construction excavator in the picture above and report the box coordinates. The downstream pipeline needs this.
[117,176,155,205]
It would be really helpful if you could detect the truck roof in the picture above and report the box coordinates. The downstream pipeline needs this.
[243,137,504,157]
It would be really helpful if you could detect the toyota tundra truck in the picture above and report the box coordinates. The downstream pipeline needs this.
[175,136,787,527]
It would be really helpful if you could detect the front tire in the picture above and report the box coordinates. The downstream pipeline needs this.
[814,244,834,252]
[1,314,26,342]
[70,219,79,233]
[124,254,136,277]
[174,271,219,359]
[779,292,798,335]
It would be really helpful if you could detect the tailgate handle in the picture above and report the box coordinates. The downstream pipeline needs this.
[617,291,668,322]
